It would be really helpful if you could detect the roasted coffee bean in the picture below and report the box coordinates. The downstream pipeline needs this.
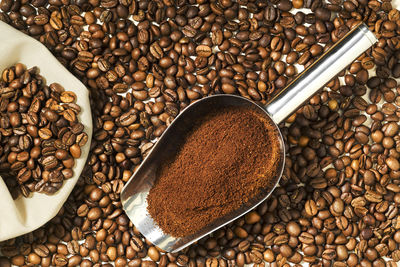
[196,45,212,57]
[0,64,85,198]
[60,91,77,103]
[33,244,49,258]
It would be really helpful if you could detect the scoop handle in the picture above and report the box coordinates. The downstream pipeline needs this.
[265,22,377,124]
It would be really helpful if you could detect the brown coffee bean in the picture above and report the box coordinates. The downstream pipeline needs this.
[384,122,398,137]
[386,157,400,171]
[277,0,293,11]
[11,256,24,266]
[244,211,260,224]
[49,16,63,30]
[147,246,160,262]
[33,244,49,257]
[38,128,53,139]
[130,236,144,252]
[2,68,15,83]
[44,109,59,122]
[60,91,77,103]
[305,200,318,216]
[365,190,382,203]
[87,207,102,221]
[63,109,77,122]
[27,253,41,265]
[196,45,212,57]
[299,232,314,244]
[286,221,301,236]
[54,253,67,266]
[69,144,81,158]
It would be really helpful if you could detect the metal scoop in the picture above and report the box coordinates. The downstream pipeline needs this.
[121,23,377,252]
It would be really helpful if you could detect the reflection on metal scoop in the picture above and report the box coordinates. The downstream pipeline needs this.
[121,23,377,252]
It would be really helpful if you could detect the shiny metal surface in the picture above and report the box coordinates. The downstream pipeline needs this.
[121,23,377,252]
[121,95,285,252]
[266,22,378,124]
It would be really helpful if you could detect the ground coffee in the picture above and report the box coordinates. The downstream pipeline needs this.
[147,105,282,237]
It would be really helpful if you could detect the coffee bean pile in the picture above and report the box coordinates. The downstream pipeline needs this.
[0,63,87,199]
[0,0,399,266]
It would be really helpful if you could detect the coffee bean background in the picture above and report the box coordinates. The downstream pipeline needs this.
[0,0,400,266]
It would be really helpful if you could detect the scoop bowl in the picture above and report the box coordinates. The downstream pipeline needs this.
[121,94,285,252]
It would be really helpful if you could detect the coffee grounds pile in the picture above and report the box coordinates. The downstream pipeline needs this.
[147,105,281,237]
